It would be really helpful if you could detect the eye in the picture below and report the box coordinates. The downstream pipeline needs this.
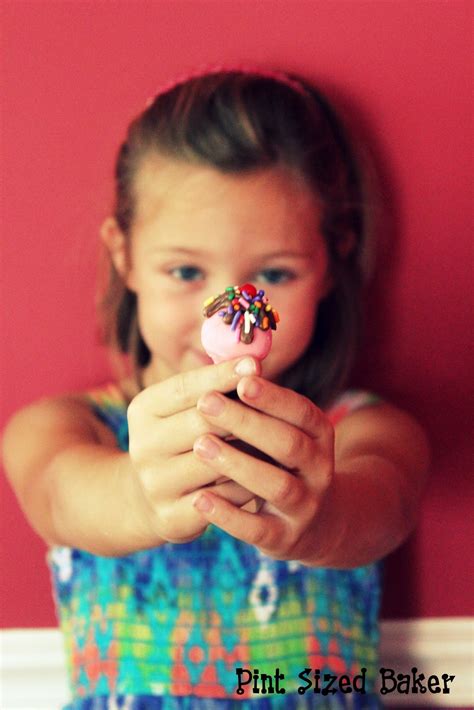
[254,268,295,285]
[168,265,204,282]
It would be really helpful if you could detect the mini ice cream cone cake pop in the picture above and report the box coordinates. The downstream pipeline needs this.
[201,283,279,364]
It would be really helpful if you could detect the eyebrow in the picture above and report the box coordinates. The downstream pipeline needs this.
[254,250,316,260]
[148,247,207,256]
[148,247,315,260]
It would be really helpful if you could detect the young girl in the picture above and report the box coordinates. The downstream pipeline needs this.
[3,67,429,709]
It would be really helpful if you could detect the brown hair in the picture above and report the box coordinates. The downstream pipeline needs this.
[100,69,374,407]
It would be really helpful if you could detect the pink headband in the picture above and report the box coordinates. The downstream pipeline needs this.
[145,63,308,108]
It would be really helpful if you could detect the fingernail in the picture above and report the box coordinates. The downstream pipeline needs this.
[234,357,257,376]
[194,436,221,459]
[197,392,225,416]
[193,494,214,513]
[242,377,263,399]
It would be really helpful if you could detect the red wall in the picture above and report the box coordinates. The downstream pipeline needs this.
[1,1,472,627]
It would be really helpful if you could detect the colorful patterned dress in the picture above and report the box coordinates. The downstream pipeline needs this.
[48,384,383,709]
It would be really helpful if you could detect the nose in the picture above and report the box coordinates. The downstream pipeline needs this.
[191,276,243,350]
[205,275,242,296]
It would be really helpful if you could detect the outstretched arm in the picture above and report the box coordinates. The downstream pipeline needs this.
[1,357,262,557]
[2,396,157,556]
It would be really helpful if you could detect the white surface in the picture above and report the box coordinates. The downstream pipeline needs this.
[1,619,473,709]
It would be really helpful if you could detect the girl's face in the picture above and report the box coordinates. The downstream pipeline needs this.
[122,157,332,386]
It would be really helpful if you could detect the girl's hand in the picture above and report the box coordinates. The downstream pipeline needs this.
[191,376,335,562]
[127,357,261,544]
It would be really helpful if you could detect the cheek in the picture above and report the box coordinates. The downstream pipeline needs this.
[276,305,317,360]
[135,290,195,352]
[127,252,205,360]
[261,300,318,381]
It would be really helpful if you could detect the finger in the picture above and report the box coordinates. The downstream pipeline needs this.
[130,357,261,417]
[191,490,285,551]
[197,390,329,473]
[237,376,331,441]
[159,487,259,544]
[193,435,308,515]
[140,451,229,499]
[140,407,231,457]
[156,494,209,543]
[207,479,257,507]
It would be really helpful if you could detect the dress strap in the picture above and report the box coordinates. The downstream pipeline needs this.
[84,382,127,409]
[325,390,382,427]
[84,382,129,451]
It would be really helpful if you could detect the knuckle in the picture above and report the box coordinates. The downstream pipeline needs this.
[281,430,305,463]
[191,409,210,437]
[172,372,188,400]
[291,478,307,507]
[301,397,322,434]
[266,526,293,558]
[126,395,142,424]
[300,495,319,528]
[300,396,316,423]
[321,412,334,438]
[127,427,152,467]
[127,429,146,464]
[320,462,334,489]
[306,488,320,513]
[284,529,300,555]
[128,439,140,463]
[158,505,174,535]
[271,473,299,508]
[219,356,241,375]
[249,523,268,548]
[311,460,333,498]
[298,434,314,464]
[217,360,232,386]
[232,402,248,430]
[156,502,181,540]
[137,467,158,498]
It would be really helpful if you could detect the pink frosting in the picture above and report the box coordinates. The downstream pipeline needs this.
[201,312,272,364]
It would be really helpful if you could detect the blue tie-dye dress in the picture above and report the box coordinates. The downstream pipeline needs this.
[48,384,383,709]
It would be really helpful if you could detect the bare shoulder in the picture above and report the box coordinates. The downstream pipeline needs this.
[3,393,117,450]
[2,393,117,490]
[334,401,431,482]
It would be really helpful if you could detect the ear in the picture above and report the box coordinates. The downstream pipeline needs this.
[100,217,136,291]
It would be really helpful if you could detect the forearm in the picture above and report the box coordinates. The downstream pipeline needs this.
[300,454,424,568]
[36,445,166,556]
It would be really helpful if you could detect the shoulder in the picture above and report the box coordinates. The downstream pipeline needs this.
[333,398,431,487]
[326,389,382,426]
[3,388,120,443]
[2,387,120,481]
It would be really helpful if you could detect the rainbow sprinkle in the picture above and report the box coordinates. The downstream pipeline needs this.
[202,283,279,344]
